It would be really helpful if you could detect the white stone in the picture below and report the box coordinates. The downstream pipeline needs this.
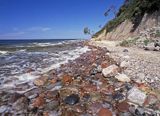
[115,73,131,82]
[120,61,129,68]
[127,87,147,106]
[0,105,8,113]
[135,73,145,83]
[102,64,119,77]
[123,55,130,59]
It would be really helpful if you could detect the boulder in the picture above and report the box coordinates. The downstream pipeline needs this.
[115,74,131,82]
[102,64,119,77]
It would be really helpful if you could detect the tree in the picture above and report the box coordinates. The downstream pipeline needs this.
[83,27,91,35]
[104,5,116,17]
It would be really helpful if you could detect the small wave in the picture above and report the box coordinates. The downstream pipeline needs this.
[40,46,90,74]
[0,50,8,54]
[18,49,26,52]
[0,44,90,91]
[18,73,39,81]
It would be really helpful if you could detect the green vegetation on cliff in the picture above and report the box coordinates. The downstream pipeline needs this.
[94,0,160,38]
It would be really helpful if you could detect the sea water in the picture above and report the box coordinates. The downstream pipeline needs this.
[0,39,90,90]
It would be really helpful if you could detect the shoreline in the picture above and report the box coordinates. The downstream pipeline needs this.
[0,40,160,115]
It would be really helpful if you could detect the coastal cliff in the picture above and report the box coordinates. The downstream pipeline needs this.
[93,0,160,41]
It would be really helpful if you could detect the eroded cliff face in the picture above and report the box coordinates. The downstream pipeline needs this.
[92,10,160,41]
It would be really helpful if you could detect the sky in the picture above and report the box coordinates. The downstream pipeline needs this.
[0,0,124,39]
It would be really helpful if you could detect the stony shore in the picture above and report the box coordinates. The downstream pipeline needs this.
[0,40,160,116]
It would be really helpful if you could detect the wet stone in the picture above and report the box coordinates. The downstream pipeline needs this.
[9,92,25,103]
[112,92,125,101]
[64,94,80,105]
[12,97,29,112]
[88,102,103,114]
[44,100,59,110]
[32,96,45,108]
[34,78,46,86]
[0,105,8,113]
[62,74,73,84]
[102,101,112,109]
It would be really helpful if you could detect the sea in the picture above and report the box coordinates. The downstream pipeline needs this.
[0,39,90,90]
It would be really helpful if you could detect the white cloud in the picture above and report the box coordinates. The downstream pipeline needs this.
[28,27,52,32]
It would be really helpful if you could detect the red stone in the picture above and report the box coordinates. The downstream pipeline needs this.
[100,85,115,95]
[101,62,109,68]
[33,96,45,107]
[144,94,158,106]
[117,101,129,112]
[83,84,97,92]
[98,108,112,116]
[62,74,73,84]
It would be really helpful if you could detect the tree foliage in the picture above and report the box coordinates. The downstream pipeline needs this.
[83,27,91,35]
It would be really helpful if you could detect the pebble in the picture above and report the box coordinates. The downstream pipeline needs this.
[144,94,158,106]
[32,96,45,107]
[127,87,147,106]
[120,61,129,68]
[102,64,119,77]
[123,49,129,52]
[115,73,131,82]
[12,97,29,111]
[45,101,59,110]
[62,74,73,84]
[98,108,112,116]
[117,101,129,112]
[89,102,103,114]
[112,92,125,101]
[0,42,159,115]
[64,94,80,105]
[34,78,46,86]
[0,105,8,113]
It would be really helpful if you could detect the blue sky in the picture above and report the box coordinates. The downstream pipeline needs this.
[0,0,124,39]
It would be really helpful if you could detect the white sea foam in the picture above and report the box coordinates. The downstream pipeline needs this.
[40,46,90,74]
[0,50,8,54]
[18,73,39,81]
[0,45,90,90]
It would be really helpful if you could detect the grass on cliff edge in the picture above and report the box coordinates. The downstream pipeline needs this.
[93,0,160,38]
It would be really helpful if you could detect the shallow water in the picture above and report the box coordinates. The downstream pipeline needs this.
[0,40,90,89]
